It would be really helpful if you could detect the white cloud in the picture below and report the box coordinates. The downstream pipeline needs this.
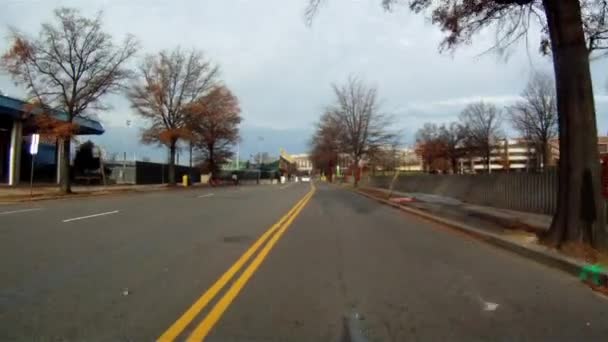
[396,95,520,115]
[594,95,608,103]
[430,95,521,107]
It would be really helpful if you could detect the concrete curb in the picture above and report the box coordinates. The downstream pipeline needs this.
[0,183,274,204]
[0,184,193,204]
[352,188,608,287]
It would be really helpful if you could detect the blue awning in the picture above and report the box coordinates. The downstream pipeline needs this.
[0,94,104,135]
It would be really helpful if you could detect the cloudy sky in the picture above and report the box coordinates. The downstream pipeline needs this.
[2,0,608,163]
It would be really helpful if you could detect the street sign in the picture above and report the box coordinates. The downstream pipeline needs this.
[29,134,40,197]
[29,134,40,155]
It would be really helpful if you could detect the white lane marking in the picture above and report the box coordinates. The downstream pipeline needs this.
[0,208,43,216]
[279,184,292,190]
[198,193,215,198]
[483,302,499,311]
[62,210,119,223]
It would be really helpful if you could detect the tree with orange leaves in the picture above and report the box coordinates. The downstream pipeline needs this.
[185,86,242,177]
[310,110,341,182]
[128,48,219,185]
[1,8,137,193]
[415,123,447,173]
[21,101,79,142]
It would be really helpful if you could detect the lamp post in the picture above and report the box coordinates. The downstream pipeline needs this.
[189,141,193,169]
[257,136,264,166]
[257,136,264,184]
[236,142,239,170]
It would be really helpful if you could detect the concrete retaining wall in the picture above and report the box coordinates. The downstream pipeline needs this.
[367,171,559,215]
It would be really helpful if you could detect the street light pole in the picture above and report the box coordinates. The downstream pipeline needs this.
[189,141,193,169]
[257,136,264,184]
[257,136,264,166]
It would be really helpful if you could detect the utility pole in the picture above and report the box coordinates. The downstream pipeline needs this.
[121,120,130,183]
[257,136,264,166]
[236,142,240,170]
[189,141,193,168]
[99,147,107,186]
[29,134,39,198]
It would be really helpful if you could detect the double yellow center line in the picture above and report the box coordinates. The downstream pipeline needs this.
[158,184,316,341]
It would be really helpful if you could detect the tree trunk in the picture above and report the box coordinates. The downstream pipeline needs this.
[189,141,193,168]
[541,139,551,171]
[208,144,215,178]
[486,149,491,174]
[451,157,458,174]
[59,137,72,194]
[541,0,608,250]
[168,140,177,185]
[353,157,360,187]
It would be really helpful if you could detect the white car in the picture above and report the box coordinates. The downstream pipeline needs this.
[301,176,311,182]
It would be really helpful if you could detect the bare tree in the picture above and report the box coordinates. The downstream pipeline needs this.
[509,72,558,170]
[186,86,242,177]
[305,0,608,260]
[459,102,503,173]
[1,8,137,193]
[128,48,219,185]
[329,76,396,186]
[439,122,465,174]
[368,142,400,173]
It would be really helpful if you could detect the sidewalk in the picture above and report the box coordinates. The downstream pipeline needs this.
[367,187,552,235]
[352,184,608,291]
[0,183,191,203]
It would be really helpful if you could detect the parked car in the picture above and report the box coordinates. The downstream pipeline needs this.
[301,176,311,182]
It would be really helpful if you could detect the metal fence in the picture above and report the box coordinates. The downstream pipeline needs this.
[106,161,198,185]
[366,171,559,215]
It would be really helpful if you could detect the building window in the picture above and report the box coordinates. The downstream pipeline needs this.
[599,144,608,153]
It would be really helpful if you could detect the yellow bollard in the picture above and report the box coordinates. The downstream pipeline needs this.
[182,175,189,187]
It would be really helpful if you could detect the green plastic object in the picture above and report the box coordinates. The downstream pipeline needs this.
[579,264,605,286]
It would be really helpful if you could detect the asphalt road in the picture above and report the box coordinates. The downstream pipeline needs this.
[1,182,607,341]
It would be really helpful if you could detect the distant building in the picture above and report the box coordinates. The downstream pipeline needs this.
[291,153,313,174]
[291,148,422,175]
[221,158,248,171]
[278,149,298,176]
[364,147,423,172]
[395,148,424,172]
[458,139,539,173]
[456,136,608,173]
[288,152,352,175]
[548,136,608,164]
